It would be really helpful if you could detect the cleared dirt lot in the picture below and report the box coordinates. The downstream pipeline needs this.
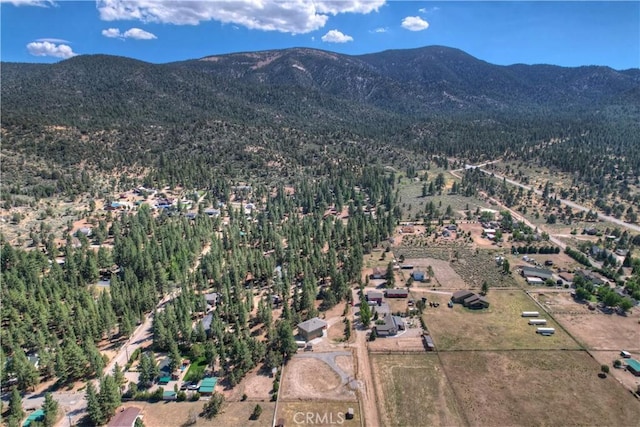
[541,292,640,392]
[423,290,581,351]
[539,292,640,351]
[280,352,357,401]
[276,401,360,427]
[439,350,640,427]
[371,354,465,427]
[402,257,467,289]
[367,327,425,352]
[120,401,275,427]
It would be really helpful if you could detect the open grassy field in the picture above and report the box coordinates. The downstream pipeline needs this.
[371,354,465,427]
[276,401,360,427]
[439,350,640,427]
[395,169,491,222]
[423,290,581,351]
[120,401,275,427]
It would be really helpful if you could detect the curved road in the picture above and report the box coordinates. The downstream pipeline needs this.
[475,167,640,234]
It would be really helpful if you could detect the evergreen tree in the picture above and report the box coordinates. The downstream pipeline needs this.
[8,387,24,427]
[42,392,59,427]
[86,382,103,426]
[99,374,121,421]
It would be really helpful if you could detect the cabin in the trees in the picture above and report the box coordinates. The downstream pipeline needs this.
[297,317,327,341]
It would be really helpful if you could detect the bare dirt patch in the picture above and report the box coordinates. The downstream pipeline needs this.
[423,290,580,351]
[371,354,464,427]
[367,327,426,353]
[276,401,360,427]
[238,367,274,401]
[440,350,640,427]
[546,292,640,391]
[280,354,356,401]
[121,401,275,427]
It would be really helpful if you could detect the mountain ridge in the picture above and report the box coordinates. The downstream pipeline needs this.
[2,45,638,132]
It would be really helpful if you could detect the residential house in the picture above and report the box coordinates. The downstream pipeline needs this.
[451,290,475,304]
[520,266,553,281]
[463,294,490,309]
[297,317,327,341]
[374,313,400,336]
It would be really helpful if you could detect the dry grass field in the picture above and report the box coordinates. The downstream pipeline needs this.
[423,290,581,351]
[439,350,640,427]
[280,354,357,401]
[276,401,360,427]
[120,401,275,427]
[371,354,465,427]
[403,257,467,289]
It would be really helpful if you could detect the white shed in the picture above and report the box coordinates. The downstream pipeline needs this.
[521,311,540,317]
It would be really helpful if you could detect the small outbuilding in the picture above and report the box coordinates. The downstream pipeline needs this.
[626,359,640,376]
[199,377,218,395]
[366,291,384,305]
[385,288,409,298]
[412,271,426,282]
[297,317,327,341]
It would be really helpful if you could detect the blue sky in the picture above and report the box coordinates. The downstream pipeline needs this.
[1,1,638,69]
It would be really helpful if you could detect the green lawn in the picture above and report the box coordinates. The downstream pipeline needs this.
[184,356,208,382]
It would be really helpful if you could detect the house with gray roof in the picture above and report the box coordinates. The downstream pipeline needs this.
[297,317,327,341]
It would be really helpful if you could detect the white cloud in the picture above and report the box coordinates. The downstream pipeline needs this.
[321,29,353,43]
[123,28,157,39]
[102,27,157,40]
[96,0,385,34]
[0,0,54,6]
[372,27,387,33]
[419,6,439,14]
[401,16,429,32]
[26,41,76,59]
[102,28,122,38]
[35,37,70,43]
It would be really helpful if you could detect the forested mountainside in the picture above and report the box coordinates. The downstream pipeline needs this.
[2,45,639,199]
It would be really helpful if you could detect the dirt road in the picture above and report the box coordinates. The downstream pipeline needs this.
[352,330,380,427]
[476,167,640,234]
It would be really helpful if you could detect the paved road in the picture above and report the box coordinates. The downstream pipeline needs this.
[475,167,640,234]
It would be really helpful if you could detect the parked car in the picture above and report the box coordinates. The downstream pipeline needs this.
[180,382,191,390]
[187,383,200,390]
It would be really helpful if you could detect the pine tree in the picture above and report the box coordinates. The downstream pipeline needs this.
[8,387,24,427]
[99,375,121,421]
[42,392,59,427]
[86,382,103,426]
